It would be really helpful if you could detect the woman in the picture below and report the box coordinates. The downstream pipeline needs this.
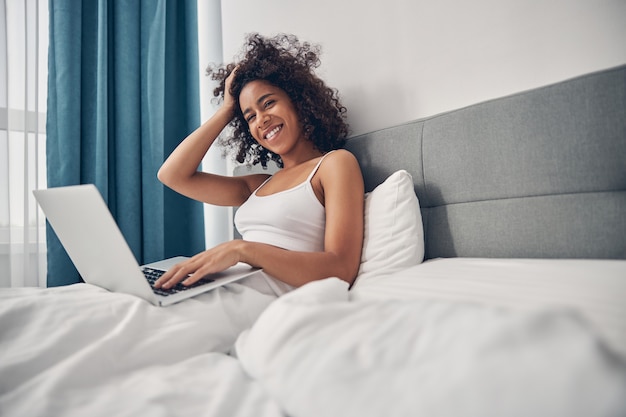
[155,34,364,296]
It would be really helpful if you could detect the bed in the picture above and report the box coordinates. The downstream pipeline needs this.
[1,65,625,417]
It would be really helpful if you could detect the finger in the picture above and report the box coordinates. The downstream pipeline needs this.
[166,267,196,289]
[225,66,239,90]
[181,266,213,287]
[227,65,239,79]
[154,266,178,288]
[156,263,193,289]
[168,253,213,287]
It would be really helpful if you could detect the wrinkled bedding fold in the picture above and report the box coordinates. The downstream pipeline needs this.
[2,258,626,417]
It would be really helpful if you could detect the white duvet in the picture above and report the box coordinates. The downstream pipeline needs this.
[1,259,626,417]
[238,277,626,417]
[0,282,283,417]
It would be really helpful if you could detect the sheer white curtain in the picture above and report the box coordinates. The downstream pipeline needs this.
[0,0,48,288]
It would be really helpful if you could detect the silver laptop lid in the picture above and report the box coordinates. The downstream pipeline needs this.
[34,185,261,306]
[33,184,158,303]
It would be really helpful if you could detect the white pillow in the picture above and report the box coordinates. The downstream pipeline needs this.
[355,170,424,284]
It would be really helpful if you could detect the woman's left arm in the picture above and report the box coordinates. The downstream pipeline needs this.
[156,150,364,289]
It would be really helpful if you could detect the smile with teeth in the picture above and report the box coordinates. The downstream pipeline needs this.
[264,125,282,140]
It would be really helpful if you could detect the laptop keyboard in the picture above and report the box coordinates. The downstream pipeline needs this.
[143,267,214,296]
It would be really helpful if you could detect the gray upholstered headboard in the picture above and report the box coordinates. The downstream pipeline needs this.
[345,65,626,260]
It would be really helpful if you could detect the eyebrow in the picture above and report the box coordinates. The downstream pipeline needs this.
[242,93,276,117]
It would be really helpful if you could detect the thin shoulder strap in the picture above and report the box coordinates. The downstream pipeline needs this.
[251,175,273,195]
[306,150,336,182]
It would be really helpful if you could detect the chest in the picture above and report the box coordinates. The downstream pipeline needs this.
[235,181,326,251]
[255,161,324,204]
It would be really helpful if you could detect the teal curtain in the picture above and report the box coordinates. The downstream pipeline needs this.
[46,0,205,286]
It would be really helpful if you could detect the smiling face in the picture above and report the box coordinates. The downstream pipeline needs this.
[239,80,314,162]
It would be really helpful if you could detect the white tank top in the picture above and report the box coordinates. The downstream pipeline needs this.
[235,152,333,253]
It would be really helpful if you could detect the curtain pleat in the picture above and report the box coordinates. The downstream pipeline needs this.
[0,0,48,288]
[46,0,204,286]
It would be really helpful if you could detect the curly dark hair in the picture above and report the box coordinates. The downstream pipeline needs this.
[207,33,349,168]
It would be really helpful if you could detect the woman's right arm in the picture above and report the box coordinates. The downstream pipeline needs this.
[158,72,269,206]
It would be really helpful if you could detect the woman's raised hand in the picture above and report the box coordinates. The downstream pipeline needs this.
[222,66,238,116]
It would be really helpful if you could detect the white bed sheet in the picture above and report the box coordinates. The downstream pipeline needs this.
[2,258,625,417]
[0,282,284,417]
[352,258,626,357]
[236,265,626,417]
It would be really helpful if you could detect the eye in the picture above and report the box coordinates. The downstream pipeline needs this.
[264,99,275,108]
[245,113,256,123]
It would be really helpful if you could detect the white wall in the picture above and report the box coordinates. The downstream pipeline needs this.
[220,0,626,136]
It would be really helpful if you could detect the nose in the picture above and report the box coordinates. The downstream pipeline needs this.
[259,112,270,128]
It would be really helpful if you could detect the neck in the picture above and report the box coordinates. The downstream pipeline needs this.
[280,144,323,169]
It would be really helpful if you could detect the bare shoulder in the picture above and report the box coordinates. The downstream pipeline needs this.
[317,149,364,192]
[327,148,359,163]
[320,149,361,174]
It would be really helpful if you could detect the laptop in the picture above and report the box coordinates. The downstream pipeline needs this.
[33,184,260,306]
